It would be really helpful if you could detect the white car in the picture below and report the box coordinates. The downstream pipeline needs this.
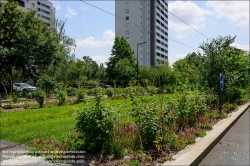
[14,83,36,91]
[13,83,23,92]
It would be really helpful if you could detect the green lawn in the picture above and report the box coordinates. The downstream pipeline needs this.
[0,93,176,144]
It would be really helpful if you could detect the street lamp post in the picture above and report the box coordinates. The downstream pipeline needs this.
[136,42,147,86]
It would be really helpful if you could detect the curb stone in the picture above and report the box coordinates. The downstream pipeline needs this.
[162,102,250,166]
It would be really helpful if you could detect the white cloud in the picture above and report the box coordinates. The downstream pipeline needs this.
[176,34,186,39]
[206,1,249,27]
[230,43,249,51]
[52,2,61,11]
[168,53,188,66]
[76,30,115,48]
[81,6,89,11]
[90,55,109,66]
[169,1,212,31]
[66,6,78,18]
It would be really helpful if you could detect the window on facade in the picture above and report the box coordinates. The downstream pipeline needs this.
[32,3,35,8]
[126,9,129,13]
[126,16,129,20]
[37,2,40,5]
[126,30,129,34]
[126,2,129,5]
[126,23,129,27]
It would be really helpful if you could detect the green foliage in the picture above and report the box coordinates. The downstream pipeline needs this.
[106,36,135,81]
[76,88,86,103]
[111,142,125,159]
[55,89,67,105]
[198,35,250,103]
[32,89,46,108]
[146,86,158,96]
[196,130,207,137]
[37,75,56,96]
[75,90,115,152]
[173,52,200,90]
[68,59,87,86]
[83,56,98,80]
[105,88,114,97]
[130,97,159,146]
[11,92,21,103]
[66,87,77,96]
[0,1,57,81]
[126,160,139,166]
[114,58,135,86]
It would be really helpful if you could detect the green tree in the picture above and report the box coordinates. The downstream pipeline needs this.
[113,58,135,87]
[0,2,57,89]
[106,36,135,81]
[138,66,150,87]
[172,52,200,90]
[198,35,249,102]
[83,56,98,80]
[96,63,106,82]
[51,19,76,77]
[68,59,87,86]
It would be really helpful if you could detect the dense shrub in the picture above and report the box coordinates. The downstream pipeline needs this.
[37,75,55,96]
[55,89,68,105]
[146,86,158,96]
[32,89,46,108]
[75,91,115,152]
[105,88,114,97]
[130,97,159,146]
[76,88,86,103]
[67,87,77,96]
[82,80,98,88]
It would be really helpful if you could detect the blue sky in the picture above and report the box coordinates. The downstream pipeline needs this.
[51,0,249,66]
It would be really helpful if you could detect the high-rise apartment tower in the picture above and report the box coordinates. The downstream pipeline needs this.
[0,0,55,23]
[115,0,168,66]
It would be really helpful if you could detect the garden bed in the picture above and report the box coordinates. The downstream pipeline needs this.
[0,90,249,166]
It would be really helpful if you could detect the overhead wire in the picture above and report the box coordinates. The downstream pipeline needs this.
[168,11,210,40]
[80,0,200,52]
[156,0,210,40]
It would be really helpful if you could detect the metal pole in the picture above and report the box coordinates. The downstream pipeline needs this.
[136,44,139,86]
[136,42,146,86]
[219,89,222,114]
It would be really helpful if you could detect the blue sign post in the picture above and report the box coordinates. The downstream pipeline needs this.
[219,74,224,114]
[220,74,224,90]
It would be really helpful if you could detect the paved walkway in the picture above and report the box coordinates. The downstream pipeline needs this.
[0,140,69,165]
[199,107,249,165]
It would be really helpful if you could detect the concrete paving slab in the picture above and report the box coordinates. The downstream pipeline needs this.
[0,140,20,150]
[0,139,30,162]
[163,102,250,166]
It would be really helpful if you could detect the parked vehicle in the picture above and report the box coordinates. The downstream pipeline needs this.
[13,83,23,92]
[98,82,112,89]
[14,83,36,91]
[29,83,38,87]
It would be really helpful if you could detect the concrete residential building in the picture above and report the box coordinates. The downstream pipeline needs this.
[0,0,55,23]
[115,0,168,66]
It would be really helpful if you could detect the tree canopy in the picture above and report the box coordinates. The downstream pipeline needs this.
[0,1,57,85]
[106,36,135,81]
